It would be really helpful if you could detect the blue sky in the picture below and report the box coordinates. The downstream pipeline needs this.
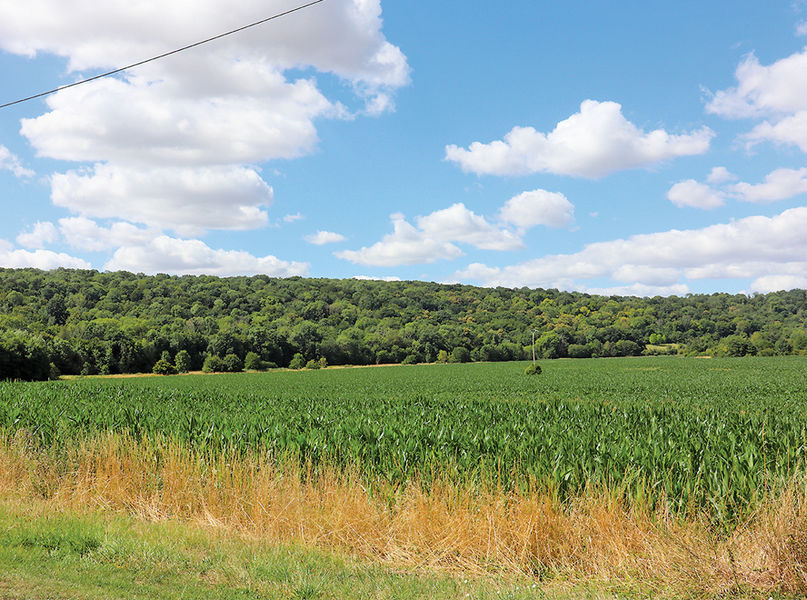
[2,0,807,295]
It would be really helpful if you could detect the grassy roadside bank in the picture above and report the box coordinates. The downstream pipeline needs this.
[0,499,574,600]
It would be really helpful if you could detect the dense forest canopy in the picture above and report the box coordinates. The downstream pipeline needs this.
[1,267,806,380]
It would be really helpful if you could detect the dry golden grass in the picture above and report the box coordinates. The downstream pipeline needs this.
[2,430,806,597]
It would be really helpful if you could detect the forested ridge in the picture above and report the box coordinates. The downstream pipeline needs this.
[1,267,806,380]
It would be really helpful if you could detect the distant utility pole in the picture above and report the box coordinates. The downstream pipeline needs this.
[531,329,539,364]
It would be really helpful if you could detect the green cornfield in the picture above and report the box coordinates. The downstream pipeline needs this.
[2,356,807,519]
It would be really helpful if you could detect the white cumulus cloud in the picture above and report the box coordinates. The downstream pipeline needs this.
[1,0,409,232]
[51,164,272,236]
[0,240,90,270]
[707,48,807,154]
[729,167,807,203]
[335,195,578,267]
[16,221,59,249]
[706,50,807,119]
[335,213,465,266]
[707,166,736,184]
[499,190,575,229]
[453,206,807,294]
[749,274,807,293]
[416,203,523,251]
[742,112,807,153]
[445,100,713,178]
[20,73,333,167]
[305,230,346,245]
[104,235,308,276]
[59,217,159,251]
[667,180,726,209]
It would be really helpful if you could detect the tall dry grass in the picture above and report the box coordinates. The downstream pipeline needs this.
[1,430,805,596]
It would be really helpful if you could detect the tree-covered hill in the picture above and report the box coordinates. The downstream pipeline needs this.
[1,267,806,380]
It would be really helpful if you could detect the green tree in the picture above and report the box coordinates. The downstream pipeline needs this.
[175,349,191,373]
[202,355,225,373]
[46,294,68,325]
[244,351,263,371]
[449,346,470,363]
[222,353,243,373]
[152,358,176,375]
[289,353,305,370]
[723,335,751,357]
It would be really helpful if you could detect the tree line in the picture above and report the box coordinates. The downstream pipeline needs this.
[0,268,806,380]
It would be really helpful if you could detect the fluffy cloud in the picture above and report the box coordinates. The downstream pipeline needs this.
[416,203,523,251]
[16,221,59,249]
[335,213,464,266]
[749,274,807,293]
[445,100,713,178]
[0,0,408,107]
[707,48,807,153]
[59,217,159,251]
[51,164,272,236]
[706,50,807,119]
[667,180,726,209]
[104,235,308,276]
[1,0,408,231]
[707,167,736,184]
[336,195,577,267]
[305,230,346,245]
[729,167,807,203]
[499,190,574,228]
[669,167,807,208]
[20,73,332,167]
[0,146,34,178]
[0,239,90,270]
[743,112,807,152]
[453,206,807,294]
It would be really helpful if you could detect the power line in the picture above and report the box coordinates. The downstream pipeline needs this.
[0,0,326,110]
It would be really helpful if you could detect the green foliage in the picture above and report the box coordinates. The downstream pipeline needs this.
[244,351,263,371]
[0,333,50,381]
[449,346,470,363]
[0,268,805,378]
[523,362,542,375]
[152,359,176,376]
[305,359,320,370]
[174,350,191,373]
[222,354,243,373]
[721,335,752,357]
[202,355,224,373]
[45,294,68,326]
[567,344,592,359]
[289,353,305,370]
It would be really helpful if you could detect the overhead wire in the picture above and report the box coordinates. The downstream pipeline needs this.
[0,0,326,110]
